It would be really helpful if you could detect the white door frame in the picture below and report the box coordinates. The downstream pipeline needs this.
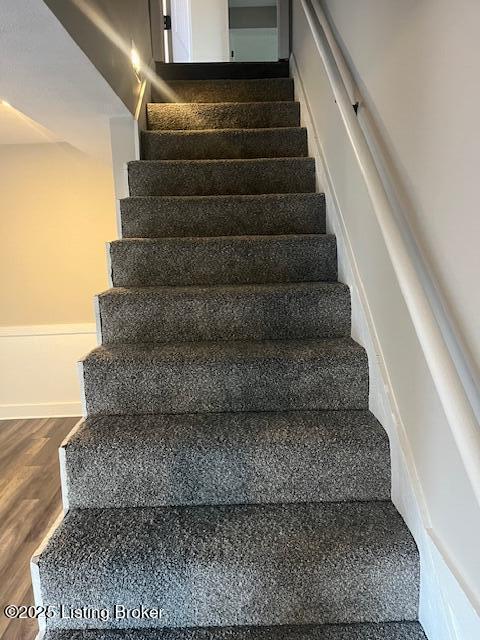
[149,0,165,62]
[277,0,290,60]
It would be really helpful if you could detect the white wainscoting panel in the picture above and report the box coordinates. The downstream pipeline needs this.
[0,323,97,419]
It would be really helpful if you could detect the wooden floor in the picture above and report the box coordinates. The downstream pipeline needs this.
[0,416,79,640]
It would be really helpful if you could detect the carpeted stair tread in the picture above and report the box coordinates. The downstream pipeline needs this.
[36,501,419,629]
[141,127,308,160]
[119,193,325,238]
[80,337,368,416]
[109,234,337,288]
[63,410,390,509]
[155,60,290,80]
[97,282,350,344]
[152,78,294,103]
[128,158,316,197]
[44,622,427,640]
[147,102,300,130]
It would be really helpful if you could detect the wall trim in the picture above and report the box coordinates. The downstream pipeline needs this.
[0,322,97,420]
[0,401,83,421]
[290,52,480,639]
[0,323,96,338]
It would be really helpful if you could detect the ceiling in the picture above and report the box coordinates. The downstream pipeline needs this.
[0,0,127,161]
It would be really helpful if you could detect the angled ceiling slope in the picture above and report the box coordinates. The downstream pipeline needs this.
[0,0,127,161]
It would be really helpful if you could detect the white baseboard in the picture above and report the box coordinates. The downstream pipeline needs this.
[0,323,97,420]
[291,53,480,640]
[0,401,83,420]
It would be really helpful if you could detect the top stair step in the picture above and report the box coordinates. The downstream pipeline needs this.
[155,61,290,80]
[152,78,294,103]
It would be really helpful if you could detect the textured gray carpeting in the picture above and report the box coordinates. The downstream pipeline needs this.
[97,282,350,344]
[109,235,337,287]
[36,65,424,638]
[81,338,369,416]
[120,193,326,238]
[128,158,316,196]
[153,78,294,103]
[44,623,427,640]
[147,101,300,130]
[141,127,308,160]
[64,411,390,508]
[38,501,419,630]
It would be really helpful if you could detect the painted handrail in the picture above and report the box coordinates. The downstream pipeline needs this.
[300,0,480,504]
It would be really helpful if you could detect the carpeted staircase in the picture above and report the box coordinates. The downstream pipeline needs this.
[33,61,426,640]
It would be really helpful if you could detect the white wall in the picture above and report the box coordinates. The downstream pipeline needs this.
[230,28,278,61]
[0,0,131,164]
[321,0,480,390]
[291,3,480,638]
[0,324,96,419]
[191,0,229,61]
[0,1,148,419]
[0,142,117,419]
[43,0,154,116]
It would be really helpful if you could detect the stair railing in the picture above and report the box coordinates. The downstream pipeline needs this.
[300,0,480,504]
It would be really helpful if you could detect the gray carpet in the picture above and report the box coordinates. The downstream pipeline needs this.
[109,235,337,287]
[97,282,350,344]
[38,501,418,629]
[45,623,427,640]
[147,101,300,131]
[152,78,294,103]
[128,158,316,197]
[81,338,369,416]
[141,127,308,160]
[35,64,424,638]
[119,193,326,238]
[64,411,390,508]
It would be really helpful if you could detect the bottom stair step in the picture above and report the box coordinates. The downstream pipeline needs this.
[36,501,419,630]
[63,411,391,509]
[44,622,427,639]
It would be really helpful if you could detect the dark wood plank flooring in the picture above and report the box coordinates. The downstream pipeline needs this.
[0,417,79,640]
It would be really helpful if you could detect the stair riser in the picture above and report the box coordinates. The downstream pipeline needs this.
[153,78,294,103]
[98,285,350,344]
[141,128,308,161]
[37,503,418,630]
[109,236,337,288]
[147,102,300,130]
[64,413,390,509]
[128,159,316,197]
[120,194,326,238]
[81,349,368,416]
[155,61,290,80]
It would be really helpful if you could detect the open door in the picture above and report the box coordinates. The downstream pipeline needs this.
[166,0,229,63]
[163,0,173,62]
[169,0,193,62]
[277,0,290,60]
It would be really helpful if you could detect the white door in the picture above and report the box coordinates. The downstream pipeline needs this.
[150,0,165,62]
[170,0,192,62]
[169,0,229,62]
